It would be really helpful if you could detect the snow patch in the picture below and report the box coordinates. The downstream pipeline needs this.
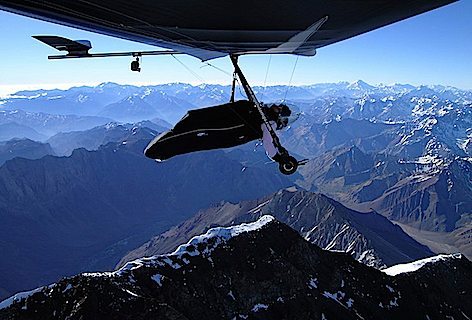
[47,95,63,100]
[308,277,318,289]
[346,298,354,308]
[162,257,181,269]
[415,155,444,166]
[323,291,346,301]
[0,286,46,310]
[457,138,470,153]
[105,122,119,130]
[285,186,298,192]
[62,284,73,293]
[324,224,350,250]
[382,253,462,276]
[172,215,274,257]
[77,94,88,103]
[247,200,271,214]
[386,285,395,293]
[83,271,115,277]
[151,274,164,286]
[251,303,269,312]
[124,289,139,297]
[140,88,153,98]
[389,297,399,307]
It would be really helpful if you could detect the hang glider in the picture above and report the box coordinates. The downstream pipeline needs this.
[0,0,456,61]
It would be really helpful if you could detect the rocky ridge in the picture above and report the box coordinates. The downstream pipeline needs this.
[0,216,470,320]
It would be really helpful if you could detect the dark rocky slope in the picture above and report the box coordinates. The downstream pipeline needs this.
[0,133,290,300]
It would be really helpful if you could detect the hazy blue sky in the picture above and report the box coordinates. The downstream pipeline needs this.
[0,1,470,96]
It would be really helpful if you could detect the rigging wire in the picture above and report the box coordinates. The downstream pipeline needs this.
[171,54,206,84]
[235,78,245,99]
[261,55,272,101]
[283,56,299,102]
[200,62,244,100]
[200,62,246,100]
[200,62,233,77]
[75,0,206,45]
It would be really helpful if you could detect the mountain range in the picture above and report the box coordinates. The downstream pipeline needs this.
[0,80,470,308]
[294,143,472,257]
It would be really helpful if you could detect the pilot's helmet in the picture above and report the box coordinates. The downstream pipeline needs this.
[274,103,301,129]
[276,104,292,129]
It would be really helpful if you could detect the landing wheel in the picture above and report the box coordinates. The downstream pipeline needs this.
[278,156,298,175]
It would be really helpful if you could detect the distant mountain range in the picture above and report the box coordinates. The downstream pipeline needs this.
[47,121,170,156]
[1,217,470,320]
[0,122,46,142]
[0,109,112,140]
[2,81,470,125]
[0,139,54,166]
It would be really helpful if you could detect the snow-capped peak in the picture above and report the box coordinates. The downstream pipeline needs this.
[382,253,462,276]
[92,215,276,277]
[347,80,374,91]
[172,215,275,255]
[97,82,119,88]
[0,285,55,310]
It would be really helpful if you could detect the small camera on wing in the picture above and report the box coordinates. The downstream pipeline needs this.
[131,57,140,72]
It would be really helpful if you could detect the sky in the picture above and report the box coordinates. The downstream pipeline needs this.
[0,1,471,97]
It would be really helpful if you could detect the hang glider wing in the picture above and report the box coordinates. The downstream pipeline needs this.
[0,0,456,61]
[243,15,329,56]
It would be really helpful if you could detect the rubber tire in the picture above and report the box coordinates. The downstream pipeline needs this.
[278,156,298,175]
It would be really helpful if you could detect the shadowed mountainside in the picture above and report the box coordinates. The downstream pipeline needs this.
[0,131,290,300]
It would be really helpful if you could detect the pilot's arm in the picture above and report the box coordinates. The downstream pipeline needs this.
[261,122,278,160]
